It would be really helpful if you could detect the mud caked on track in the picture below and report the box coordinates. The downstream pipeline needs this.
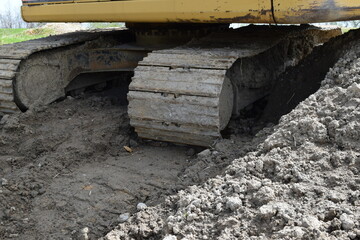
[0,27,359,240]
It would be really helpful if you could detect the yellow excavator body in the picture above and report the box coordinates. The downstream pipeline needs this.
[22,0,360,24]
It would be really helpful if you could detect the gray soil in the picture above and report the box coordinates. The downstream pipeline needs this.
[0,88,261,239]
[104,31,360,239]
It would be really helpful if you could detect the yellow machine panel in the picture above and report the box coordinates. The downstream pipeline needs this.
[21,0,360,24]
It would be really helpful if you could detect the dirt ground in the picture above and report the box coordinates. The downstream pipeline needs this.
[0,86,263,239]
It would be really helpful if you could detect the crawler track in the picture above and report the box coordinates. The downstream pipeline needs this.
[0,26,340,147]
[0,30,119,114]
[129,26,340,146]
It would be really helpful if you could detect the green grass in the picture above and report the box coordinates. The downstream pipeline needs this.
[341,27,355,34]
[86,22,125,29]
[0,28,54,45]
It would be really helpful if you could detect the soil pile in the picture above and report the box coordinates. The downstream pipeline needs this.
[104,34,360,239]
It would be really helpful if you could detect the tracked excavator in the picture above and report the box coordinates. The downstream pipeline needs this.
[0,0,359,146]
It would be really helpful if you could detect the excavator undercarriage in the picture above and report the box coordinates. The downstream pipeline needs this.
[0,24,341,146]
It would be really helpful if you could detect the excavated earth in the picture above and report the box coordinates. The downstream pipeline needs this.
[0,28,359,240]
[103,31,360,240]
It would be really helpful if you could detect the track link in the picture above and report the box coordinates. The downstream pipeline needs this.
[129,26,341,146]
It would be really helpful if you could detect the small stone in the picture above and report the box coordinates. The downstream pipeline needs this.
[330,218,342,231]
[163,235,177,240]
[172,226,180,234]
[225,196,242,211]
[253,186,275,206]
[259,204,276,218]
[0,115,9,125]
[340,213,355,230]
[212,150,220,156]
[246,179,262,191]
[197,149,211,157]
[301,215,321,229]
[186,148,196,156]
[129,139,139,148]
[347,82,360,96]
[80,227,89,240]
[327,191,346,203]
[254,160,264,172]
[117,213,130,223]
[81,227,89,234]
[348,231,357,239]
[137,202,147,211]
[215,203,223,214]
[1,178,8,186]
[276,226,305,238]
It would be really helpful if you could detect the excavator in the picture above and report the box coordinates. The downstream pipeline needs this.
[0,0,359,146]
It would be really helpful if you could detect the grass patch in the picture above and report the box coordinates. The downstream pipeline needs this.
[341,27,355,34]
[86,22,125,29]
[0,28,54,45]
